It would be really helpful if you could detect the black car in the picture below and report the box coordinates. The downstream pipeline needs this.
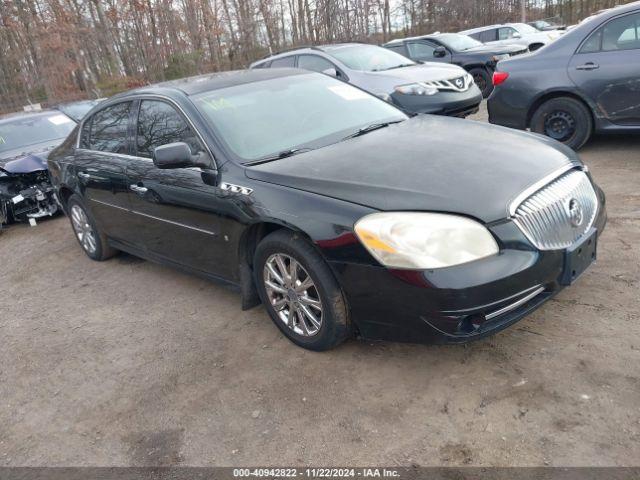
[488,2,640,150]
[383,33,527,97]
[48,69,606,351]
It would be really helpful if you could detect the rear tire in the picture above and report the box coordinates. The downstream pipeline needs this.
[530,97,592,150]
[469,67,492,98]
[67,194,117,261]
[254,229,350,351]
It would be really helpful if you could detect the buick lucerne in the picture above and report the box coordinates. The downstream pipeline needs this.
[48,69,607,351]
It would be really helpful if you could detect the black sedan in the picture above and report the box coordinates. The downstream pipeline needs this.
[488,2,640,150]
[384,33,527,97]
[48,69,606,351]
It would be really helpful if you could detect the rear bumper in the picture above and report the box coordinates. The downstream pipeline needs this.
[392,87,483,118]
[487,85,530,130]
[329,196,607,345]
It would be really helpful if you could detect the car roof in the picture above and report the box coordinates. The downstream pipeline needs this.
[460,23,514,34]
[110,68,308,98]
[0,109,66,124]
[384,33,460,45]
[253,42,371,64]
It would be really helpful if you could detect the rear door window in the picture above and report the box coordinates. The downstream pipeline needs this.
[479,29,498,42]
[602,12,640,51]
[84,102,131,154]
[579,12,640,52]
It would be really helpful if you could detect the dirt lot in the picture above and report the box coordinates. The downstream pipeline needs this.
[1,105,639,467]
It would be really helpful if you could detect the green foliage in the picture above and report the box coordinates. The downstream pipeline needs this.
[164,52,203,80]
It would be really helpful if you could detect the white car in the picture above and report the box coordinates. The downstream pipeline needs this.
[459,22,563,51]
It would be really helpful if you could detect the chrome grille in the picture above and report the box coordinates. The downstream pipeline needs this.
[512,169,598,250]
[424,74,472,92]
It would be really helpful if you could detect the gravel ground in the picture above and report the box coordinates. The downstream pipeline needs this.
[1,104,639,467]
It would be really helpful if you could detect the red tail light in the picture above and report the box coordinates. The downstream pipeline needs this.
[493,71,509,86]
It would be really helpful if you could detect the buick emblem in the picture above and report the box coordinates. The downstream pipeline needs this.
[568,198,584,227]
[455,78,465,89]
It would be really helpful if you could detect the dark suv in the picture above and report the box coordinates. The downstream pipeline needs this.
[383,33,527,97]
[488,2,640,149]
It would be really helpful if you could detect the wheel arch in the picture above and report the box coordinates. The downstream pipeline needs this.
[237,220,314,310]
[526,90,595,129]
[57,185,76,212]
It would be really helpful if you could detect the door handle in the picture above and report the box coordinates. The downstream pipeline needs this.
[78,172,90,179]
[129,184,148,194]
[576,62,599,71]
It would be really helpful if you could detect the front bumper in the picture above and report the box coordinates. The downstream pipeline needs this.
[392,87,483,117]
[328,192,607,344]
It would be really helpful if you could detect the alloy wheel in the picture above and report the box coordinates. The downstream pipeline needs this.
[70,204,97,254]
[263,253,323,337]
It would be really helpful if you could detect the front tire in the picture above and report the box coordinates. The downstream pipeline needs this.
[67,194,117,261]
[254,230,350,351]
[469,67,492,98]
[530,97,593,150]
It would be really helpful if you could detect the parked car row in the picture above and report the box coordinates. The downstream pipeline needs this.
[383,33,527,97]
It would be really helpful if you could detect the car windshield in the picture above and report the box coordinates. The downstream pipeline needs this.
[0,112,75,154]
[435,33,483,51]
[193,73,407,162]
[327,44,416,71]
[513,23,539,34]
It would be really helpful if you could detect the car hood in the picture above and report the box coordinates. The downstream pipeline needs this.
[245,115,580,223]
[463,43,525,54]
[365,63,467,84]
[0,141,55,173]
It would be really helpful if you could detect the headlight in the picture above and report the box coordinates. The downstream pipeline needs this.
[394,83,438,96]
[354,212,499,269]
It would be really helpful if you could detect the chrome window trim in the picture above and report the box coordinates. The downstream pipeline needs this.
[76,94,217,171]
[508,164,581,217]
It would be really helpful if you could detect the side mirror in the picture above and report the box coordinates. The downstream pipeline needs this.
[433,46,447,58]
[513,32,522,38]
[153,142,194,169]
[322,67,338,77]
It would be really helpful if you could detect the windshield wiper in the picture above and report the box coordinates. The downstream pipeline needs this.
[244,148,312,166]
[341,120,404,141]
[382,63,415,71]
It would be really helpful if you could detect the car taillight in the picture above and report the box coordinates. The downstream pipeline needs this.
[493,71,509,86]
